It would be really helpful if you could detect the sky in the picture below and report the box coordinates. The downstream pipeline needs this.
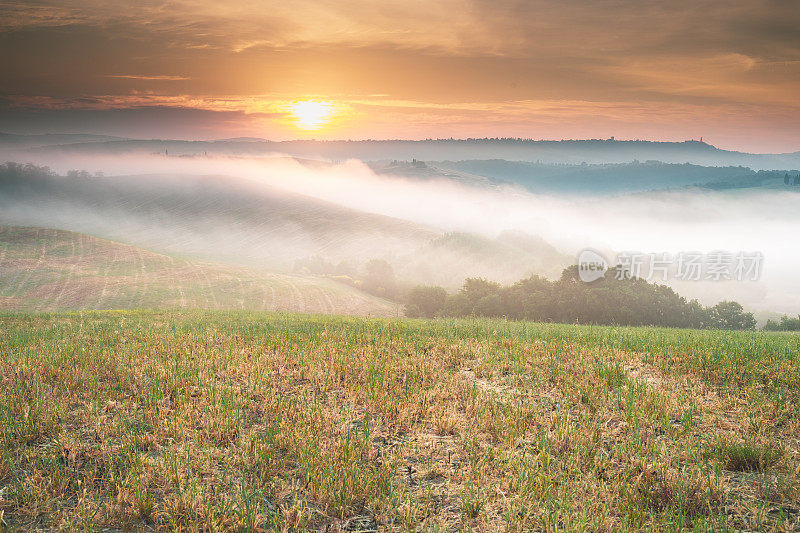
[0,0,798,152]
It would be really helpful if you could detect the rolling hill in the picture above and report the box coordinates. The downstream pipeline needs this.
[432,160,759,195]
[0,226,400,315]
[0,164,439,269]
[0,163,571,288]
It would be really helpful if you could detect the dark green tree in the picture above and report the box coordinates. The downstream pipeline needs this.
[403,267,755,331]
[709,301,756,330]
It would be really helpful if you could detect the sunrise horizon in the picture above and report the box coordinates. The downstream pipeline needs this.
[1,131,794,155]
[2,1,799,153]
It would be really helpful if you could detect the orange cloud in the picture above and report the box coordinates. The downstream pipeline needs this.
[1,0,798,150]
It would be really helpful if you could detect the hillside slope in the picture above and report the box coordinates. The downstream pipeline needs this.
[0,226,400,316]
[0,168,438,269]
[0,164,570,286]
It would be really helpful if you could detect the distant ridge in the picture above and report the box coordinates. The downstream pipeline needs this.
[1,133,797,169]
[214,136,270,142]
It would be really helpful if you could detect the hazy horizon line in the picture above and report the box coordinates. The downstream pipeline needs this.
[4,132,797,155]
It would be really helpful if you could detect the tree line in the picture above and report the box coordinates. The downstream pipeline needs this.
[404,266,757,330]
[763,315,800,331]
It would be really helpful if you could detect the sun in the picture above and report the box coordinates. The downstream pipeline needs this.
[289,100,336,130]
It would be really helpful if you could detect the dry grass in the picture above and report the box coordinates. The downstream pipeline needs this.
[0,311,798,531]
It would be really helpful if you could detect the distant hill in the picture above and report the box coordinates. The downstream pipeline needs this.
[0,226,399,315]
[432,160,761,195]
[0,163,570,289]
[2,135,798,169]
[214,137,270,143]
[0,164,438,269]
[404,231,569,286]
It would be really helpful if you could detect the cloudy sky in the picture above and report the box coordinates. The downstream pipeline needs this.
[1,0,798,151]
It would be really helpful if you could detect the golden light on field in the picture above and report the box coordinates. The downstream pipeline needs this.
[289,100,336,130]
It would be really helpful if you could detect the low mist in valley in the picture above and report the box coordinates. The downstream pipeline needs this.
[2,141,800,316]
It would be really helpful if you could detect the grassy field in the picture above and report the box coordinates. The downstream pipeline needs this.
[1,311,798,531]
[0,227,398,317]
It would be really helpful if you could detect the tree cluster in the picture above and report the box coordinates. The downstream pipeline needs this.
[763,315,800,331]
[405,266,757,330]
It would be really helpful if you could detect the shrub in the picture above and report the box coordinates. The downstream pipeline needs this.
[404,285,447,318]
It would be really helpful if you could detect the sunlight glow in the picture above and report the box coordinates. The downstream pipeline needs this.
[289,100,336,130]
